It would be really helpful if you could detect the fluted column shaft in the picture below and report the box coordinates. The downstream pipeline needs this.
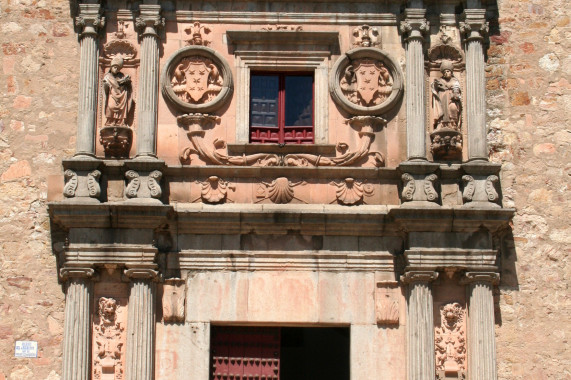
[75,4,104,157]
[464,272,499,380]
[125,269,158,380]
[61,268,95,380]
[462,10,489,161]
[402,271,438,380]
[401,9,429,161]
[135,5,163,158]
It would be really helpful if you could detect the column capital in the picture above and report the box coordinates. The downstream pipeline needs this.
[60,266,95,281]
[75,4,105,37]
[124,267,159,281]
[136,5,164,38]
[461,271,500,285]
[460,9,489,42]
[400,9,430,42]
[401,270,439,284]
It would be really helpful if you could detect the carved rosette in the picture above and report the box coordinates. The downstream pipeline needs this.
[435,302,466,380]
[330,48,403,116]
[161,46,233,113]
[93,297,125,380]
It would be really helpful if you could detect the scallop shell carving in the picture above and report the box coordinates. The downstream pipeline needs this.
[268,177,295,204]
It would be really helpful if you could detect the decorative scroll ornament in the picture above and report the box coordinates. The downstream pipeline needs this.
[424,174,439,202]
[63,169,78,198]
[93,297,125,380]
[184,22,211,46]
[435,302,466,380]
[331,178,374,205]
[179,114,386,167]
[198,176,235,204]
[161,46,233,113]
[148,170,163,199]
[256,177,304,204]
[163,279,186,323]
[125,170,140,198]
[462,175,475,202]
[352,25,380,47]
[330,48,403,115]
[401,173,415,202]
[485,175,500,202]
[87,170,102,198]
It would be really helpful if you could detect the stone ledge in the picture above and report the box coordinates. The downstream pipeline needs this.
[64,244,157,267]
[405,248,498,271]
[173,250,395,272]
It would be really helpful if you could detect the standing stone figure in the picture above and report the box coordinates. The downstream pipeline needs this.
[103,57,133,126]
[431,61,462,130]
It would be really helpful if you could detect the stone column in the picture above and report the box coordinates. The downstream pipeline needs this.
[463,272,500,380]
[461,9,489,161]
[135,5,164,159]
[60,267,95,380]
[401,271,438,380]
[400,8,429,161]
[74,4,104,158]
[125,268,158,380]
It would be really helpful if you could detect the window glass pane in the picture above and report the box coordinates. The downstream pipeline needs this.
[250,75,279,127]
[285,76,313,127]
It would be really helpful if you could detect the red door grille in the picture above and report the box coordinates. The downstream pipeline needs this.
[211,326,280,380]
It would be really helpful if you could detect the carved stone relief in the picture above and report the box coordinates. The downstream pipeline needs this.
[352,25,380,48]
[461,167,502,208]
[93,297,125,380]
[196,176,235,204]
[184,22,211,46]
[161,46,233,113]
[375,281,400,325]
[428,39,464,161]
[162,279,186,323]
[330,48,403,116]
[256,177,305,204]
[63,169,101,200]
[124,170,163,201]
[400,171,440,205]
[435,302,466,380]
[331,178,374,205]
[261,25,303,31]
[179,113,386,168]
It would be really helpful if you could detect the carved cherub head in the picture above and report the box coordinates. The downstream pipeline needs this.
[98,297,118,325]
[441,302,463,329]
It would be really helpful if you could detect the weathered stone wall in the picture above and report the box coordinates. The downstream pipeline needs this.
[487,0,571,378]
[0,1,569,380]
[0,1,77,379]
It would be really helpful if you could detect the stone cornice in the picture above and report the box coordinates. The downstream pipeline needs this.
[64,244,158,267]
[405,248,498,272]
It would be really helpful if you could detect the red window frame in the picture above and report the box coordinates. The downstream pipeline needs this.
[250,72,314,144]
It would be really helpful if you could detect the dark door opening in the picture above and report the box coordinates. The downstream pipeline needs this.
[210,326,350,380]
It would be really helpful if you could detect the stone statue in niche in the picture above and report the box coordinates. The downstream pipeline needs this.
[171,57,223,104]
[103,57,133,127]
[340,59,393,107]
[431,60,462,131]
[435,302,466,380]
[93,297,125,380]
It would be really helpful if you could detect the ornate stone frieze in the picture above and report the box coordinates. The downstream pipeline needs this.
[256,177,305,204]
[161,47,233,113]
[352,25,380,47]
[332,178,374,205]
[375,281,400,325]
[261,24,303,31]
[435,302,466,380]
[197,176,234,204]
[179,113,385,167]
[330,48,403,115]
[184,22,211,46]
[162,279,186,323]
[93,297,126,380]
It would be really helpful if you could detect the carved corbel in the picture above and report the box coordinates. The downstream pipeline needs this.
[162,279,186,323]
[461,164,502,208]
[62,167,101,201]
[124,169,162,201]
[399,169,440,205]
[375,281,400,325]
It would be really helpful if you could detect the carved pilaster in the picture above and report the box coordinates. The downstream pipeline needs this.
[462,272,499,380]
[400,9,429,160]
[401,271,438,380]
[461,9,489,161]
[61,267,95,380]
[75,4,105,158]
[125,268,158,380]
[135,5,164,159]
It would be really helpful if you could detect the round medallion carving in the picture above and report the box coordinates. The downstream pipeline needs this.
[330,47,403,116]
[161,46,233,113]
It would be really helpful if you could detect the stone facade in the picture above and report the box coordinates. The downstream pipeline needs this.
[0,1,568,380]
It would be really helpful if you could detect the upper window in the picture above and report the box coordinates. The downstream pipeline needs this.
[250,73,314,144]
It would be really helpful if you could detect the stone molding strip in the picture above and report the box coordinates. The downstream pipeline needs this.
[64,245,158,267]
[405,248,498,271]
[174,11,397,25]
[173,250,395,272]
